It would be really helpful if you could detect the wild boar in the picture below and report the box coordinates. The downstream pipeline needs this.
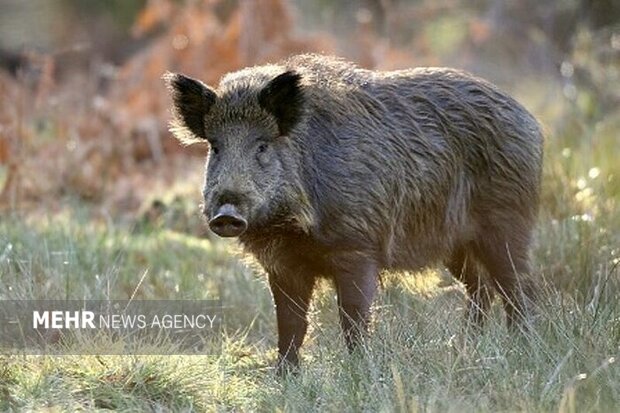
[164,54,543,372]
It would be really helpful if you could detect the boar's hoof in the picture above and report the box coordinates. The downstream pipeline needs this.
[275,359,300,377]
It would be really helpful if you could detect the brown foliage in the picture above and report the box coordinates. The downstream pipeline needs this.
[110,0,332,155]
[0,71,29,206]
[0,0,332,211]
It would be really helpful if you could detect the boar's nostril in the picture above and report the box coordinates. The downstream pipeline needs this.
[208,204,248,237]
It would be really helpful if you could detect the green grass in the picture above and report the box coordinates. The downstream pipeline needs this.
[1,82,619,412]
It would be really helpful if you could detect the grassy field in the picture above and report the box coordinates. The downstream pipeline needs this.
[1,82,619,412]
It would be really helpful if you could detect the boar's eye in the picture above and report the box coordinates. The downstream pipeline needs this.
[210,145,219,155]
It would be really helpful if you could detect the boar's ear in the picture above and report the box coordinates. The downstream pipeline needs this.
[163,72,216,144]
[258,71,303,136]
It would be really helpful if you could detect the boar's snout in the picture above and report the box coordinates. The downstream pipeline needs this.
[208,204,248,237]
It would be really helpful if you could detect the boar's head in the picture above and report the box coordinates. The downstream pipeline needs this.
[164,70,305,238]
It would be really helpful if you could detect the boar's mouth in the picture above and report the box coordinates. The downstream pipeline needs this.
[208,204,248,237]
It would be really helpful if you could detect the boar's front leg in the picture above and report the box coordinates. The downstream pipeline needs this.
[268,271,316,374]
[333,256,379,351]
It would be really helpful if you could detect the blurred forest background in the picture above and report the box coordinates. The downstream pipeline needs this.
[1,1,620,410]
[0,0,618,214]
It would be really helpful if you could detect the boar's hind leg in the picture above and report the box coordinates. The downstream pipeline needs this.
[447,246,492,326]
[473,230,533,330]
[333,257,379,352]
[269,272,316,374]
